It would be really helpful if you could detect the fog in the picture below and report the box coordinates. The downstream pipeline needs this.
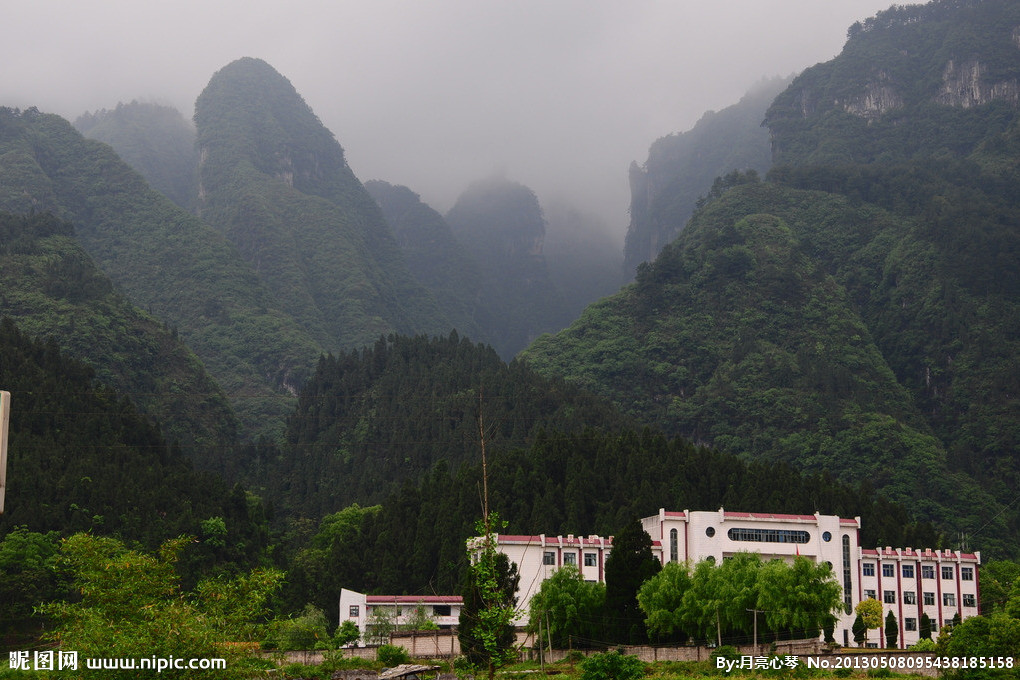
[3,0,896,240]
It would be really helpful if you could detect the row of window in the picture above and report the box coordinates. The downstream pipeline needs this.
[862,563,973,580]
[543,551,598,566]
[348,604,453,618]
[863,589,975,608]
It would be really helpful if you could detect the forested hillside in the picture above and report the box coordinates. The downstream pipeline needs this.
[252,332,631,519]
[0,106,322,445]
[194,57,449,352]
[523,0,1020,559]
[0,316,269,560]
[74,101,198,212]
[0,211,235,454]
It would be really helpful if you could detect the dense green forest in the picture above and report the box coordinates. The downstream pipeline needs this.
[0,210,236,456]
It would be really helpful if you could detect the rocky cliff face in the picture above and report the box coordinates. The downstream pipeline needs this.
[622,78,786,277]
[936,58,1020,108]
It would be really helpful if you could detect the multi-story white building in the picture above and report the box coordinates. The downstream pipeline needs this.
[484,508,980,649]
[339,588,463,643]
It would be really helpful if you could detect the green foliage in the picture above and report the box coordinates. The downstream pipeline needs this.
[884,610,897,649]
[0,527,64,648]
[459,514,520,680]
[637,561,693,642]
[40,533,282,680]
[578,650,645,680]
[604,519,661,644]
[529,565,606,648]
[267,604,332,651]
[640,554,841,647]
[855,599,882,647]
[376,644,411,667]
[0,209,238,460]
[852,615,866,646]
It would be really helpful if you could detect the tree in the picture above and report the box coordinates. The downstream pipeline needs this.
[365,606,396,645]
[459,514,520,680]
[403,605,439,631]
[604,519,661,644]
[334,620,360,648]
[529,564,606,648]
[757,556,842,639]
[919,612,933,641]
[854,598,882,647]
[637,561,692,642]
[852,614,867,646]
[40,533,282,680]
[885,610,898,649]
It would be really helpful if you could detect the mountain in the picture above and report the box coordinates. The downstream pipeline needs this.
[523,0,1020,558]
[623,77,789,277]
[0,106,323,446]
[0,210,237,455]
[194,57,449,352]
[364,180,488,345]
[543,199,625,327]
[445,176,563,359]
[765,0,1020,166]
[74,101,198,212]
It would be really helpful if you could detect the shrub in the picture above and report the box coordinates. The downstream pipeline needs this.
[377,644,411,667]
[578,650,645,680]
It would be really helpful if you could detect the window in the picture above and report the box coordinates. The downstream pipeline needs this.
[942,566,955,580]
[670,528,678,563]
[905,618,917,632]
[349,605,359,618]
[962,594,976,608]
[864,589,876,600]
[944,619,954,628]
[543,552,555,566]
[961,567,974,581]
[563,552,577,566]
[904,591,916,605]
[433,605,451,617]
[922,565,935,579]
[584,552,597,567]
[822,531,832,542]
[884,590,896,604]
[943,593,956,607]
[726,527,809,543]
[902,564,914,578]
[706,526,716,537]
[882,564,895,578]
[924,592,935,605]
[863,563,875,577]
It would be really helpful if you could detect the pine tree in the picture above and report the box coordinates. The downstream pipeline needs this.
[604,518,661,644]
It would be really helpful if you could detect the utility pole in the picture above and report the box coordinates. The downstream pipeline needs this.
[746,608,760,656]
[477,388,490,535]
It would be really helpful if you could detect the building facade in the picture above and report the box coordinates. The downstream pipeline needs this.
[484,508,980,649]
[339,589,463,644]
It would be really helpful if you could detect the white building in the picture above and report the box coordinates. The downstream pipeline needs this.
[339,588,463,644]
[482,508,980,649]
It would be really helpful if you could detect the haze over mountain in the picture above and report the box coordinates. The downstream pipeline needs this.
[3,1,893,238]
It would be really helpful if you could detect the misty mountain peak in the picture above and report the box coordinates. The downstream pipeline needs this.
[195,57,347,199]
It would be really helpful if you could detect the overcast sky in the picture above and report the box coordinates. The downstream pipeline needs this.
[3,0,898,240]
